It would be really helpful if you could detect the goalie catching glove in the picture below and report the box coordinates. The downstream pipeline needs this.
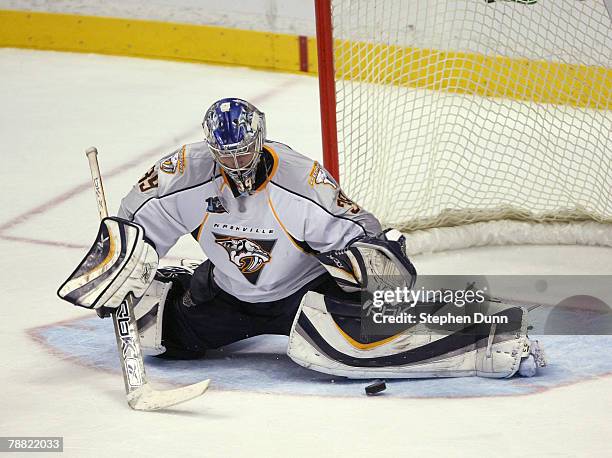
[57,217,159,316]
[316,228,417,293]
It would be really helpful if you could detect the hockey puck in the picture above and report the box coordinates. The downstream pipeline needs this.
[365,379,386,395]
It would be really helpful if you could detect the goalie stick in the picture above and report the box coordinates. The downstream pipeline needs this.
[85,146,209,410]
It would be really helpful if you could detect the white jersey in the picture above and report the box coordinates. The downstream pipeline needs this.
[118,141,381,302]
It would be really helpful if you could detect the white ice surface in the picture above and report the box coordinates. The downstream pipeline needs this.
[1,49,611,457]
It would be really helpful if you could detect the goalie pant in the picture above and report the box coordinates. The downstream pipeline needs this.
[134,261,360,358]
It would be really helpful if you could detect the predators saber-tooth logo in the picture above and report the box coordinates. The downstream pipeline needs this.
[213,234,276,284]
[223,238,269,273]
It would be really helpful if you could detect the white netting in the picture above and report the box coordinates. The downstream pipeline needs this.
[329,0,612,242]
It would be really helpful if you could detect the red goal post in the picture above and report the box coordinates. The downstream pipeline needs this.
[315,0,339,182]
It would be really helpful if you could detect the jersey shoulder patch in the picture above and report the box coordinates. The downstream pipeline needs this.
[308,161,338,190]
[160,145,187,175]
[156,142,218,196]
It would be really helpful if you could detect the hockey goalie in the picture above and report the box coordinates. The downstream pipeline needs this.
[59,98,545,380]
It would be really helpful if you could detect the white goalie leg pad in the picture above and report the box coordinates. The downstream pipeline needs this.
[133,279,171,356]
[287,291,536,379]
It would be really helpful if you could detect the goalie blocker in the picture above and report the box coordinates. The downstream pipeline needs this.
[58,217,159,314]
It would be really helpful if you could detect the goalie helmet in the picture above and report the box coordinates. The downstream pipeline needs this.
[202,98,266,194]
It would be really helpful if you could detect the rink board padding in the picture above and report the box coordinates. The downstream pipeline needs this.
[30,315,612,398]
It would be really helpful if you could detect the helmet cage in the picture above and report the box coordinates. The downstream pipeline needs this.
[203,99,266,194]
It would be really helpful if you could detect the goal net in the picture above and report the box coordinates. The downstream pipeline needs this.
[316,0,612,253]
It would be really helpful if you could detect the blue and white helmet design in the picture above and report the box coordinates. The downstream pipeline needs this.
[202,98,266,194]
